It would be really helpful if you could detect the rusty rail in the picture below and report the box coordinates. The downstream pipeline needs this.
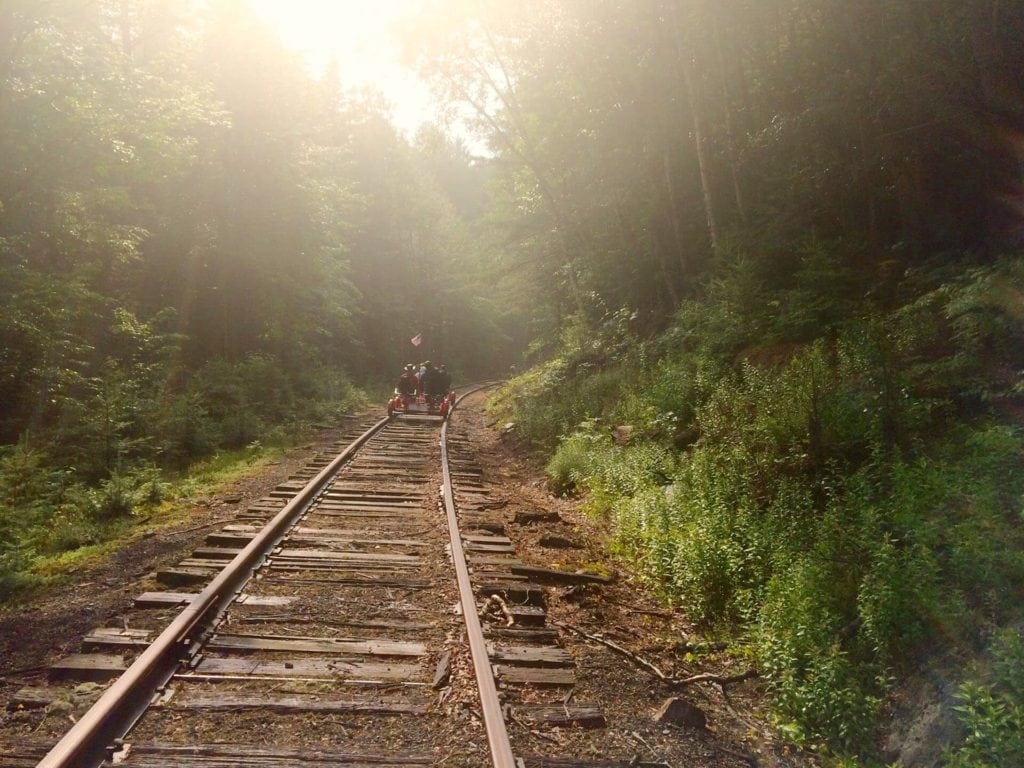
[441,384,516,768]
[36,416,390,768]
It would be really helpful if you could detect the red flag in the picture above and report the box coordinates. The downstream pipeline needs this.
[410,333,422,347]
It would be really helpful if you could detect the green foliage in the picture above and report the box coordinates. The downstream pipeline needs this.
[946,630,1024,768]
[500,249,1024,757]
[1,1,508,602]
[413,0,1024,757]
[0,441,52,597]
[493,307,646,450]
[545,429,606,497]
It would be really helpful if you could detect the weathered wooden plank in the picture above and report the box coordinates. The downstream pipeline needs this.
[7,687,56,710]
[156,567,216,587]
[488,645,573,667]
[0,740,54,768]
[494,664,574,687]
[484,626,557,642]
[471,570,529,582]
[207,634,425,657]
[134,591,197,608]
[510,565,611,585]
[458,518,506,534]
[277,549,420,563]
[194,657,423,682]
[309,509,427,520]
[177,558,237,570]
[432,650,451,688]
[272,575,431,589]
[463,534,512,545]
[134,592,292,608]
[82,628,152,651]
[476,581,546,606]
[49,654,126,682]
[464,542,516,554]
[118,742,433,766]
[235,616,434,632]
[268,563,419,575]
[190,546,244,560]
[318,498,423,508]
[204,533,254,547]
[165,692,429,716]
[216,528,430,549]
[286,536,430,549]
[235,594,296,606]
[324,490,423,499]
[320,496,422,507]
[468,555,523,568]
[313,508,425,519]
[515,705,606,729]
[456,492,492,503]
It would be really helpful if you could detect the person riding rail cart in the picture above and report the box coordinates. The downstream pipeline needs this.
[396,364,418,398]
[420,362,447,406]
[387,361,455,418]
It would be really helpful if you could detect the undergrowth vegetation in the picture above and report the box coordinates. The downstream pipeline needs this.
[493,248,1024,759]
[0,342,367,601]
[945,628,1024,768]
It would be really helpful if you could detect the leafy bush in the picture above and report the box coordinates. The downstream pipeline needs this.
[492,307,645,451]
[502,251,1024,757]
[946,630,1024,768]
[0,331,367,600]
[545,429,607,496]
[0,442,59,597]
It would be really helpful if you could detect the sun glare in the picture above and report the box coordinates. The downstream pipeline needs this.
[245,0,433,134]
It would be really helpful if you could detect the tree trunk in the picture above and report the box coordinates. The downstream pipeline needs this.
[711,6,747,223]
[668,1,719,253]
[661,148,688,278]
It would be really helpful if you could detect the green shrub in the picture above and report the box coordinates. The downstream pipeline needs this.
[946,630,1024,768]
[0,441,59,597]
[492,307,645,451]
[759,556,884,751]
[545,430,607,496]
[158,392,216,467]
[498,251,1024,758]
[35,502,106,554]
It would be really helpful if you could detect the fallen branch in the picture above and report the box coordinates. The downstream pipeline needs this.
[555,622,675,681]
[671,669,759,687]
[556,622,757,688]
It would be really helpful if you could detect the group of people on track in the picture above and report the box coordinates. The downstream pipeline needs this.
[396,361,451,401]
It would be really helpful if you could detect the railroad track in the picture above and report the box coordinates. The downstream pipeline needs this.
[2,390,673,768]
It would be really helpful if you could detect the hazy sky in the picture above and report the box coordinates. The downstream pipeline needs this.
[246,0,437,136]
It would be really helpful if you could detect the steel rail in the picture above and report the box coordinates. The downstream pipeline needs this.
[441,383,516,768]
[37,416,391,768]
